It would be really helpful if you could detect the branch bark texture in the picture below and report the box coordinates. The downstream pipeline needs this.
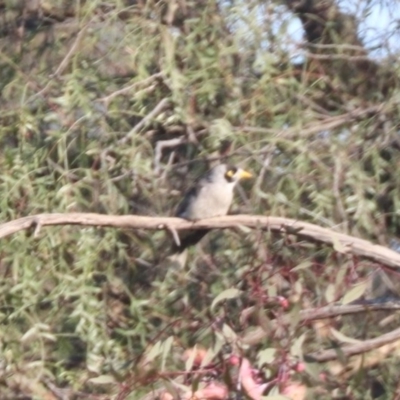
[1,213,400,270]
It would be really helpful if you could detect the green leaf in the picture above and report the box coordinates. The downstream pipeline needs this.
[185,346,197,372]
[290,333,306,358]
[257,348,276,365]
[20,326,39,344]
[200,348,216,368]
[325,284,336,303]
[211,288,242,311]
[237,224,252,233]
[145,340,162,362]
[221,324,237,342]
[332,235,349,254]
[87,375,116,385]
[330,328,362,344]
[292,260,313,271]
[161,336,174,371]
[275,192,288,203]
[335,264,348,286]
[341,281,368,304]
[163,380,183,399]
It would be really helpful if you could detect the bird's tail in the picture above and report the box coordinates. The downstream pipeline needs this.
[170,229,210,254]
[163,229,210,268]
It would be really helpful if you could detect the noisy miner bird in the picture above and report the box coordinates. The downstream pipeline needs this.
[171,164,252,254]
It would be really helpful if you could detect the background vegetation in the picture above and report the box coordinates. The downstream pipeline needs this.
[1,0,400,398]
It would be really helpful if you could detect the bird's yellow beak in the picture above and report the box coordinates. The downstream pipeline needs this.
[238,169,252,180]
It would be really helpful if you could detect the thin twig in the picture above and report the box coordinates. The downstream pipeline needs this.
[161,150,177,181]
[238,105,386,139]
[100,72,164,104]
[154,136,186,175]
[42,377,72,400]
[52,24,90,77]
[26,22,90,103]
[294,93,331,116]
[46,159,80,182]
[119,98,171,145]
[300,300,400,321]
[109,170,135,183]
[242,300,400,346]
[276,196,336,228]
[305,52,373,61]
[332,156,348,232]
[306,326,400,362]
[166,224,181,247]
[305,43,370,52]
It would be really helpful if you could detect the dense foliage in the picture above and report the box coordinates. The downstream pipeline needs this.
[1,0,400,398]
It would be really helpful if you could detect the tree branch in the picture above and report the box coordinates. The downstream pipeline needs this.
[119,98,171,145]
[300,300,400,321]
[99,72,164,105]
[283,0,397,97]
[306,326,400,362]
[1,213,400,269]
[242,300,400,346]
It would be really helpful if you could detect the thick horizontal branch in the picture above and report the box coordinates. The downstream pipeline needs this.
[1,213,400,269]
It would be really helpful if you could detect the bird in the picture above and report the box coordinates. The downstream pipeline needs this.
[171,164,252,254]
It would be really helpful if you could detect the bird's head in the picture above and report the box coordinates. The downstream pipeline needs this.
[223,165,252,183]
[203,164,252,186]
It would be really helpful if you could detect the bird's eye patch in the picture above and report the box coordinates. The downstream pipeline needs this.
[225,167,237,181]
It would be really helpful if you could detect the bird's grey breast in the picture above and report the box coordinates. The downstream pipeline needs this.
[183,181,234,220]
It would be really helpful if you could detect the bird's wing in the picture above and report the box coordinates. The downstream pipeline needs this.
[175,185,199,218]
[175,176,209,218]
